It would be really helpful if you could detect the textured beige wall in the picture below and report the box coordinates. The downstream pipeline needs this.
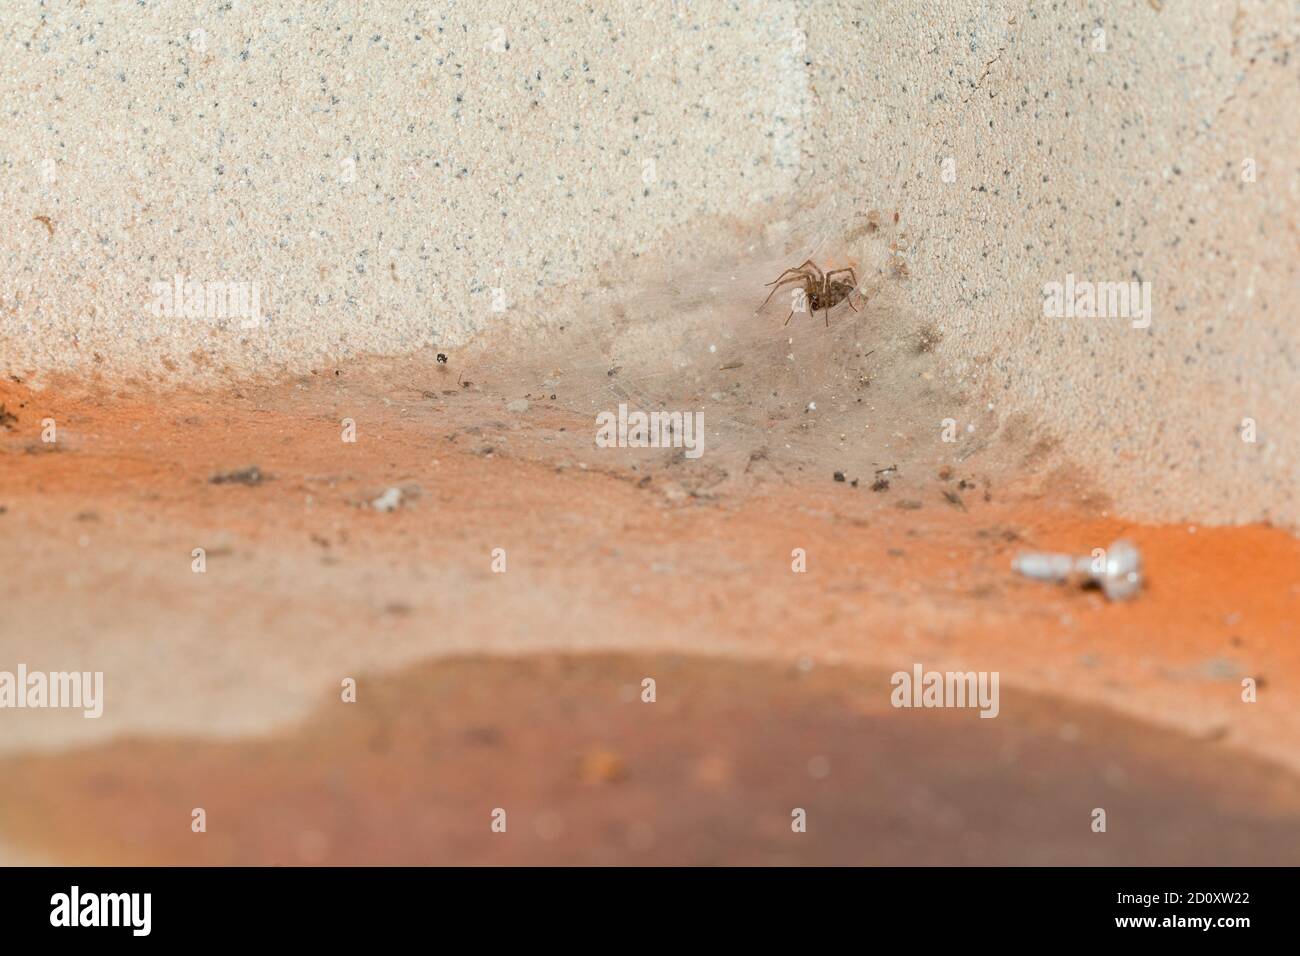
[1,0,803,374]
[2,1,1296,526]
[807,0,1298,527]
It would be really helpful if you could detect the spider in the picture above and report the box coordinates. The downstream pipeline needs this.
[759,260,862,326]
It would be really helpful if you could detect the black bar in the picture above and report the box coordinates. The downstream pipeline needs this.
[0,866,1286,943]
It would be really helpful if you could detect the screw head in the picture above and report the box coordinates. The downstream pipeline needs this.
[1099,539,1142,600]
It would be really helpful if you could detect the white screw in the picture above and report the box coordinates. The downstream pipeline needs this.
[1012,539,1142,601]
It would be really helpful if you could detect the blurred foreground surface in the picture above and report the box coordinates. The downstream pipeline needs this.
[4,652,1300,866]
[1,310,1297,863]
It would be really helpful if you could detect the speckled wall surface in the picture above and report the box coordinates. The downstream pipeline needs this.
[1,0,803,374]
[1,0,1296,526]
[809,0,1297,526]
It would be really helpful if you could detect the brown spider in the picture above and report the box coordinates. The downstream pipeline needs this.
[759,259,862,326]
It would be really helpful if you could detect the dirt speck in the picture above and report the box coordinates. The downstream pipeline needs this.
[209,465,267,486]
[915,325,943,354]
[578,748,628,785]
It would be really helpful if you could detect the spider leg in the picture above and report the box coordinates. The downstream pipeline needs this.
[783,309,795,326]
[765,259,823,287]
[759,273,811,310]
[823,268,856,294]
[764,265,810,288]
[825,267,861,303]
[762,268,816,311]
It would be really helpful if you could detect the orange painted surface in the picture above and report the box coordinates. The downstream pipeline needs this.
[1,361,1297,864]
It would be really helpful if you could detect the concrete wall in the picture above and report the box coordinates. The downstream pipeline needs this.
[1,0,802,374]
[2,0,1296,526]
[807,0,1297,526]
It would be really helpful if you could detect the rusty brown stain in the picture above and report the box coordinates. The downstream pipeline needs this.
[2,653,1300,866]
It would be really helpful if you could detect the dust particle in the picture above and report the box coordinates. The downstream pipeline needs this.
[578,749,627,785]
[210,466,267,486]
[915,325,943,354]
